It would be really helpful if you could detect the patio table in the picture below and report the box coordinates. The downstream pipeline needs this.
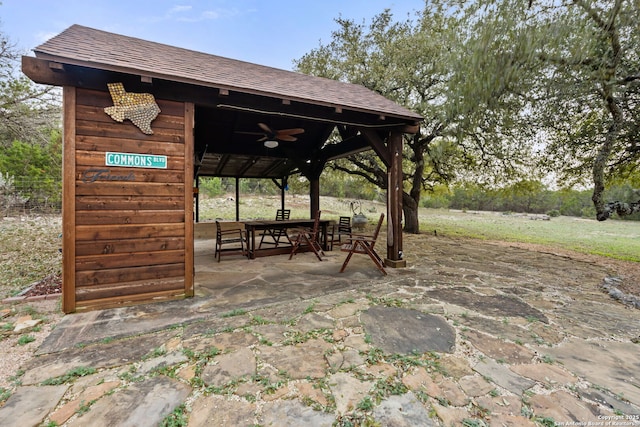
[244,219,331,259]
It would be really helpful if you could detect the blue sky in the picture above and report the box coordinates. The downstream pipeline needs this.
[1,0,423,71]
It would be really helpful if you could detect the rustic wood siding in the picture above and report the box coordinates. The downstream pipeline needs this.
[63,87,193,312]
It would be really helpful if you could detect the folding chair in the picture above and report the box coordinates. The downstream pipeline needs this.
[339,213,386,275]
[214,221,247,262]
[288,211,324,261]
[328,216,352,250]
[259,209,291,249]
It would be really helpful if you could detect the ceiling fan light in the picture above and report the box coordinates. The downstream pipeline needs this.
[264,140,279,148]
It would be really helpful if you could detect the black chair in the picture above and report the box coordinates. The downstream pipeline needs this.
[258,209,291,249]
[328,216,352,250]
[288,211,324,261]
[214,221,247,262]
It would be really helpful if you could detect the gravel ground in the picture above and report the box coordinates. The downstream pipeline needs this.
[0,300,62,390]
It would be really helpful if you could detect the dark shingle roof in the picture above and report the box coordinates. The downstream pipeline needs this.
[34,25,422,121]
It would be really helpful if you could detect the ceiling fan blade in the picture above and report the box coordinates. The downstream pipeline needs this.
[277,135,298,142]
[277,128,305,136]
[236,131,263,135]
[258,123,273,134]
[257,136,268,142]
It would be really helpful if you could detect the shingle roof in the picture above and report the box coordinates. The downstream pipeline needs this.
[34,25,422,122]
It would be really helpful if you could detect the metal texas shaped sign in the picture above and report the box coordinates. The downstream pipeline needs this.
[103,82,161,135]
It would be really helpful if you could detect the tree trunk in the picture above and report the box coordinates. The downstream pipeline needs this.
[402,192,419,234]
[593,83,622,221]
[402,134,426,234]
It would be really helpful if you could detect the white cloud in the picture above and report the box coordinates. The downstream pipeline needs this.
[169,5,193,14]
[201,10,222,20]
[176,8,239,22]
[139,4,242,25]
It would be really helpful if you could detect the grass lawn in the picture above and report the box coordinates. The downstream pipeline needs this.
[420,208,640,262]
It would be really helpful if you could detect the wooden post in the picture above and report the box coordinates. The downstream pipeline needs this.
[184,102,195,297]
[310,178,320,218]
[281,177,287,212]
[62,86,77,313]
[235,177,240,221]
[386,130,405,268]
[194,175,200,223]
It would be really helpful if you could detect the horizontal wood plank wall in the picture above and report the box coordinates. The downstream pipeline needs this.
[70,88,190,311]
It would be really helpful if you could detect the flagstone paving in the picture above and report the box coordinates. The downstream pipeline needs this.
[1,235,640,426]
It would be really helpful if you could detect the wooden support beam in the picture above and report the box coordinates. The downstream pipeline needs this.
[62,86,77,313]
[385,130,405,268]
[359,128,391,167]
[184,102,195,297]
[214,154,231,175]
[235,177,240,221]
[401,123,420,134]
[49,61,65,71]
[239,157,258,176]
[310,178,320,219]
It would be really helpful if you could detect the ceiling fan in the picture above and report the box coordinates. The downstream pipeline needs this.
[256,123,304,147]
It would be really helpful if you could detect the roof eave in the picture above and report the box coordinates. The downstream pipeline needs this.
[34,51,423,124]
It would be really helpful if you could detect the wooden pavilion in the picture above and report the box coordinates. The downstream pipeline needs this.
[22,25,422,313]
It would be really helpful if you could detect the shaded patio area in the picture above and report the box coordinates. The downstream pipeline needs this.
[194,236,390,311]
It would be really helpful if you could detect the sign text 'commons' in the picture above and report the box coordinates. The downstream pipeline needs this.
[105,152,167,169]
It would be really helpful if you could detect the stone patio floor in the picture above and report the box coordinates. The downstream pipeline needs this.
[1,234,639,426]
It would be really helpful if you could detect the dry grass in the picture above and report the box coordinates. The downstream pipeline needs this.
[0,216,62,299]
[197,193,384,222]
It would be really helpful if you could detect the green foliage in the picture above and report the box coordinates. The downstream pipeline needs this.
[221,308,247,318]
[0,28,61,212]
[421,184,452,209]
[0,130,62,212]
[445,180,631,219]
[41,366,97,385]
[0,29,61,147]
[0,387,10,403]
[160,404,188,427]
[197,177,224,197]
[17,335,36,345]
[460,0,640,219]
[295,5,476,232]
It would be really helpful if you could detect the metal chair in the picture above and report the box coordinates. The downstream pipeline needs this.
[214,221,247,262]
[258,209,291,249]
[339,213,386,275]
[288,211,324,261]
